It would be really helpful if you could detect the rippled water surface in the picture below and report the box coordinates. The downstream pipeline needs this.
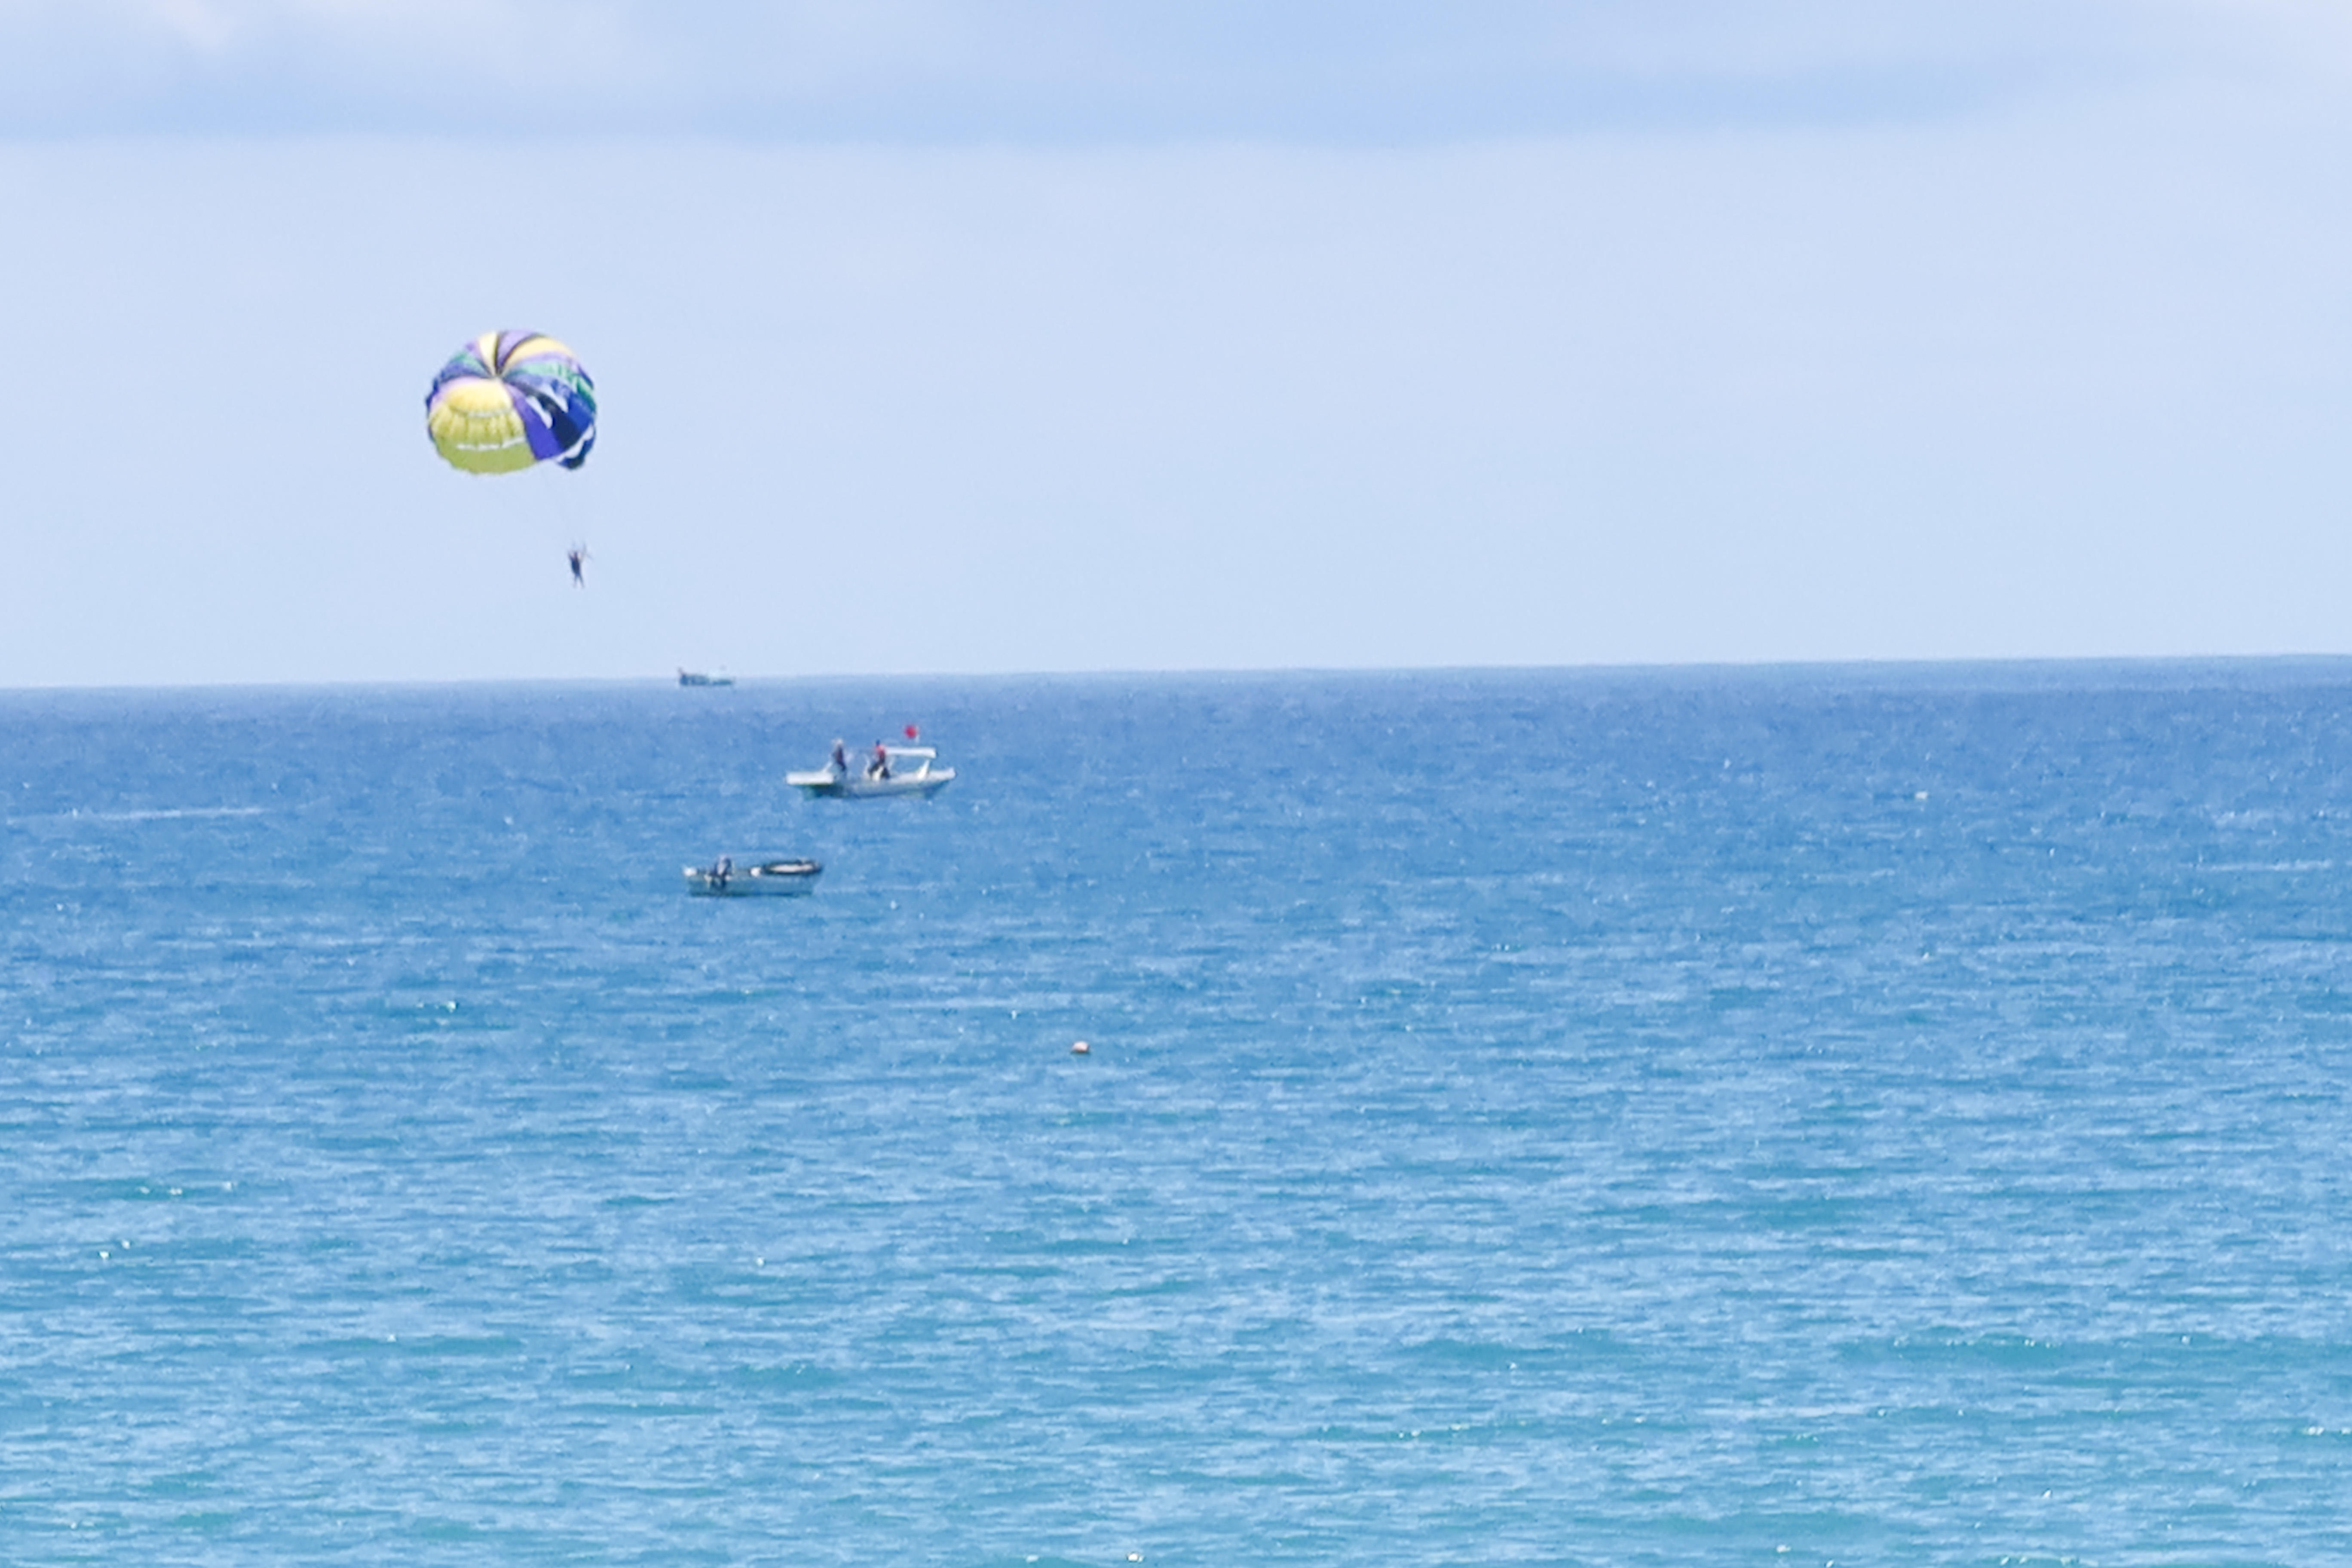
[10,665,2352,1565]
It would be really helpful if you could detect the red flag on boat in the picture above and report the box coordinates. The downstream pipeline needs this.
[904,724,919,740]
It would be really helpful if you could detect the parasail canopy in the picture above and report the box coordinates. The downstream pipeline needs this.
[425,331,597,475]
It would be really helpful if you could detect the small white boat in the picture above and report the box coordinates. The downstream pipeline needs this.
[788,744,955,799]
[684,856,821,895]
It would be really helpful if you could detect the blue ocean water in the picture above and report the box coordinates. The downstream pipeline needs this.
[8,664,2352,1565]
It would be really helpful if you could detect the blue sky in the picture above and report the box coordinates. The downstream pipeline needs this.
[0,2,2236,138]
[3,3,2350,683]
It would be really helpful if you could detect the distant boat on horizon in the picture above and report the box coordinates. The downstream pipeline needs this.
[677,669,735,688]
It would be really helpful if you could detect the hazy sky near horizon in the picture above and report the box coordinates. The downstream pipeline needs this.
[4,1,2352,684]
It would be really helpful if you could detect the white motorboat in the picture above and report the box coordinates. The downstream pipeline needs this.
[787,744,955,799]
[684,856,821,895]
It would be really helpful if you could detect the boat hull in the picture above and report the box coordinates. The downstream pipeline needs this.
[787,768,955,799]
[684,859,821,896]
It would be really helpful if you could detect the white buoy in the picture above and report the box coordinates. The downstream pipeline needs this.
[1071,1040,1091,1055]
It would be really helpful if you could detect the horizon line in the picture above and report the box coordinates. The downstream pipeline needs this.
[10,650,2352,697]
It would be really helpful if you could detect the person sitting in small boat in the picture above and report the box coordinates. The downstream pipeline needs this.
[830,738,848,777]
[866,741,891,781]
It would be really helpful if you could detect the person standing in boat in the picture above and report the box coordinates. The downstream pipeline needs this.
[830,738,848,777]
[867,741,891,781]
